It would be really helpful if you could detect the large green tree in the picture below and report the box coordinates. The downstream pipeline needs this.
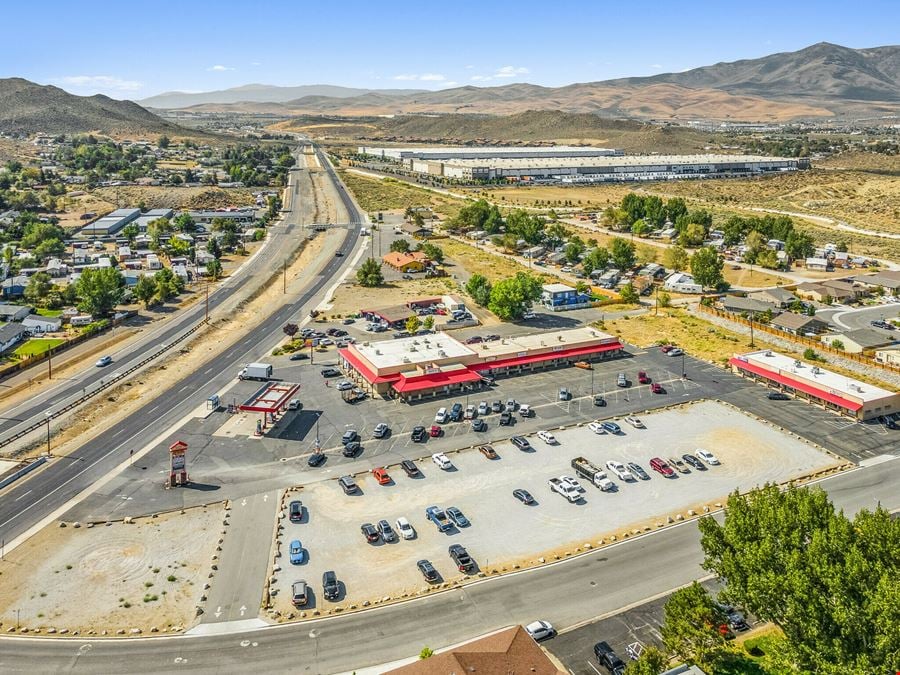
[610,237,636,271]
[133,274,157,308]
[153,267,183,303]
[662,582,728,666]
[390,239,411,253]
[699,484,900,674]
[75,267,125,316]
[356,257,384,287]
[690,247,724,289]
[465,274,493,307]
[625,645,668,675]
[582,247,610,276]
[488,272,542,321]
[419,242,444,264]
[24,271,53,306]
[663,245,690,272]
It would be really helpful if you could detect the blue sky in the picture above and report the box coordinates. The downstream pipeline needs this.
[2,0,897,99]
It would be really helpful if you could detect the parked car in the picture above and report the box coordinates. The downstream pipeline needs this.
[396,517,415,540]
[400,459,420,477]
[616,373,628,387]
[606,461,635,481]
[479,444,498,459]
[449,402,464,421]
[588,421,607,434]
[624,416,645,429]
[465,335,483,344]
[505,399,518,412]
[289,500,304,522]
[338,475,358,493]
[464,404,477,420]
[524,620,555,642]
[411,425,427,442]
[322,571,340,601]
[307,451,326,467]
[537,430,557,444]
[594,641,626,675]
[342,441,360,458]
[341,430,359,445]
[289,352,308,361]
[320,367,341,377]
[430,424,443,437]
[377,519,395,542]
[667,348,684,357]
[448,544,475,573]
[484,334,500,341]
[651,383,665,394]
[434,407,449,424]
[600,421,622,434]
[668,456,690,474]
[558,387,571,400]
[372,422,389,438]
[511,435,531,450]
[649,457,675,477]
[637,371,651,384]
[432,452,452,470]
[696,448,720,465]
[289,539,305,564]
[628,462,650,480]
[372,467,392,485]
[471,418,487,432]
[499,411,513,426]
[682,453,706,471]
[660,345,674,354]
[518,403,533,417]
[291,580,308,606]
[446,506,470,528]
[513,489,535,505]
[417,559,439,582]
[360,523,379,543]
[593,394,606,406]
[477,401,490,416]
[559,474,583,492]
[767,391,791,400]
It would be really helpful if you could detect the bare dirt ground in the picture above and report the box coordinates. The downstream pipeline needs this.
[326,276,458,319]
[92,186,259,212]
[0,505,224,635]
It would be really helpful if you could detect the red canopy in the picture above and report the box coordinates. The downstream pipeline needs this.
[729,358,862,411]
[392,369,483,393]
[472,342,623,371]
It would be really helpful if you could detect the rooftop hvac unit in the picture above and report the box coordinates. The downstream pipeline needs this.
[402,356,411,363]
[812,367,821,374]
[409,345,417,351]
[794,360,802,367]
[765,350,774,356]
[375,349,381,355]
[438,350,447,357]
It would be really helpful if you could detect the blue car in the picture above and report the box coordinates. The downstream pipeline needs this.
[601,421,622,434]
[446,506,470,528]
[289,539,305,565]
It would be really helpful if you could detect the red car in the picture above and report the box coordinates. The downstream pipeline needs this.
[430,425,443,437]
[649,457,675,477]
[651,383,665,394]
[660,345,674,354]
[638,371,651,384]
[372,467,391,485]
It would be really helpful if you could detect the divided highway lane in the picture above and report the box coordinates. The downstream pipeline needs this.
[0,149,365,548]
[1,459,897,673]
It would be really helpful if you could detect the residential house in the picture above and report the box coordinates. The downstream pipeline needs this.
[523,245,546,259]
[117,245,132,260]
[853,270,900,295]
[0,304,32,322]
[546,251,568,266]
[663,272,703,294]
[0,275,29,298]
[819,278,865,300]
[637,263,667,280]
[146,254,162,270]
[541,283,592,311]
[749,287,798,308]
[22,314,63,333]
[0,323,29,352]
[719,296,777,315]
[195,249,216,265]
[46,258,68,278]
[794,282,854,304]
[874,345,900,367]
[805,257,832,271]
[821,329,898,354]
[769,311,830,335]
[382,251,429,273]
[832,251,850,268]
[399,221,432,239]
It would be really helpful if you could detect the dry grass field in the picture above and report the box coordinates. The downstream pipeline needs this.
[338,170,462,218]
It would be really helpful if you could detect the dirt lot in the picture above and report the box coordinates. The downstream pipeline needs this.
[267,400,838,618]
[722,265,790,289]
[325,276,459,319]
[0,505,224,634]
[339,169,462,219]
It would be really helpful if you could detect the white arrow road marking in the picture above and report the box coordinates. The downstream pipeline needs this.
[262,494,268,502]
[240,605,247,616]
[241,498,247,507]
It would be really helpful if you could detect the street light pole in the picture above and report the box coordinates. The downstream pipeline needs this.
[44,412,51,456]
[682,352,686,380]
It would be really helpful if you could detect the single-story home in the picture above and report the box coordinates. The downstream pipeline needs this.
[749,287,798,308]
[821,329,898,354]
[854,270,900,294]
[400,221,433,239]
[663,272,703,294]
[874,345,900,367]
[719,296,777,315]
[382,251,430,273]
[769,311,830,335]
[805,257,832,271]
[794,282,855,304]
[0,323,29,352]
[0,304,32,322]
[0,275,29,298]
[819,278,866,299]
[22,314,63,333]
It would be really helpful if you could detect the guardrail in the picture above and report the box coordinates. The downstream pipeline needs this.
[0,456,47,489]
[0,318,209,451]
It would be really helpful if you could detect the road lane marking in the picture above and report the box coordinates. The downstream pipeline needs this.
[14,489,32,502]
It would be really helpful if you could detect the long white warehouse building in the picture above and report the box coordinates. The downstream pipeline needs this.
[358,145,624,161]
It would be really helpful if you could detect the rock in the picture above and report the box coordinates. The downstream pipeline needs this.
[675,514,684,521]
[610,535,617,541]
[101,630,108,635]
[657,522,664,528]
[631,529,640,535]
[643,526,651,532]
[211,564,218,571]
[362,601,370,607]
[124,517,134,524]
[47,628,57,634]
[272,565,281,573]
[667,515,674,523]
[116,629,125,635]
[584,543,592,549]
[7,627,15,633]
[203,583,210,590]
[312,610,320,616]
[688,509,696,516]
[300,611,307,618]
[86,523,94,529]
[150,626,159,633]
[714,502,723,508]
[703,505,710,513]
[382,596,390,602]
[537,557,545,563]
[33,628,41,634]
[513,564,520,569]
[130,628,141,634]
[59,522,67,528]
[71,630,78,635]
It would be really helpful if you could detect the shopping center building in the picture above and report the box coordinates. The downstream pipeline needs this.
[729,349,900,421]
[338,327,623,401]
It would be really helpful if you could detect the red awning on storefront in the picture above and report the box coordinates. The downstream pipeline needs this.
[338,348,400,385]
[472,342,623,371]
[729,358,863,411]
[392,369,484,394]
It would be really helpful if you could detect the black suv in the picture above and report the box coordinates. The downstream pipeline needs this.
[448,544,475,574]
[593,641,625,675]
[401,459,420,477]
[342,441,361,457]
[499,411,513,426]
[289,500,304,522]
[767,391,790,400]
[411,426,427,442]
[360,523,379,543]
[322,570,340,601]
[449,403,464,422]
[417,559,440,582]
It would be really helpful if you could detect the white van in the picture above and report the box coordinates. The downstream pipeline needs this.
[435,407,449,424]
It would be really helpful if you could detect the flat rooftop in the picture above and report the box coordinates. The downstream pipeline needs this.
[471,326,618,360]
[362,145,621,158]
[354,334,475,370]
[735,350,896,402]
[441,154,796,169]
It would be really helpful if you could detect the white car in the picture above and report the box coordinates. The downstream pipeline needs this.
[696,448,720,465]
[588,421,607,434]
[395,517,415,540]
[464,404,476,420]
[624,416,645,429]
[537,430,557,444]
[95,355,112,367]
[336,380,353,391]
[524,620,555,642]
[432,452,452,470]
[559,475,584,492]
[477,401,489,416]
[667,347,684,357]
[606,460,635,482]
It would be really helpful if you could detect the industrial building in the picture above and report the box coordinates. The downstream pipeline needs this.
[398,154,807,183]
[358,145,623,161]
[729,350,900,421]
[78,208,141,237]
[338,327,623,401]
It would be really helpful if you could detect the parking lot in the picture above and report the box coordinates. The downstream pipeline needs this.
[267,400,837,615]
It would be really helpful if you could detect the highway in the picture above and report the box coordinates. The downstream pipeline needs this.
[0,457,896,673]
[0,145,365,549]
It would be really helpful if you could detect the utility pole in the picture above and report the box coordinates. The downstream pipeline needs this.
[654,284,659,316]
[44,412,51,456]
[749,311,756,348]
[205,281,209,322]
[48,353,52,380]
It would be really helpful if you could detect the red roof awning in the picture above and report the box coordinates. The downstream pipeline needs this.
[392,369,484,393]
[239,382,301,413]
[472,342,623,372]
[729,358,863,411]
[339,348,400,385]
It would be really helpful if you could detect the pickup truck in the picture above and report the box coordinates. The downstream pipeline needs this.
[425,506,452,532]
[549,477,581,503]
[448,544,475,573]
[571,456,616,491]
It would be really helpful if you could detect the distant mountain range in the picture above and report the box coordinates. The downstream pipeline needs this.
[138,84,429,109]
[0,77,180,136]
[146,43,900,121]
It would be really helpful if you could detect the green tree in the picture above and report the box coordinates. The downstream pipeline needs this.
[619,282,640,304]
[33,238,66,262]
[564,239,586,264]
[405,315,421,334]
[488,272,542,321]
[390,239,411,253]
[205,258,223,280]
[636,244,657,266]
[422,315,435,331]
[21,221,65,248]
[544,222,570,248]
[356,257,384,287]
[133,275,158,308]
[206,237,222,260]
[756,249,780,269]
[157,135,170,149]
[625,645,669,675]
[168,236,191,256]
[743,230,767,263]
[75,267,125,316]
[830,339,845,350]
[785,230,814,259]
[665,197,688,223]
[24,271,53,305]
[173,212,196,233]
[658,291,672,308]
[153,267,183,303]
[630,218,650,237]
[690,247,724,289]
[419,647,433,660]
[698,484,900,674]
[121,223,139,245]
[465,274,493,307]
[610,237,636,271]
[420,242,444,264]
[678,222,708,248]
[582,247,610,276]
[661,582,728,666]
